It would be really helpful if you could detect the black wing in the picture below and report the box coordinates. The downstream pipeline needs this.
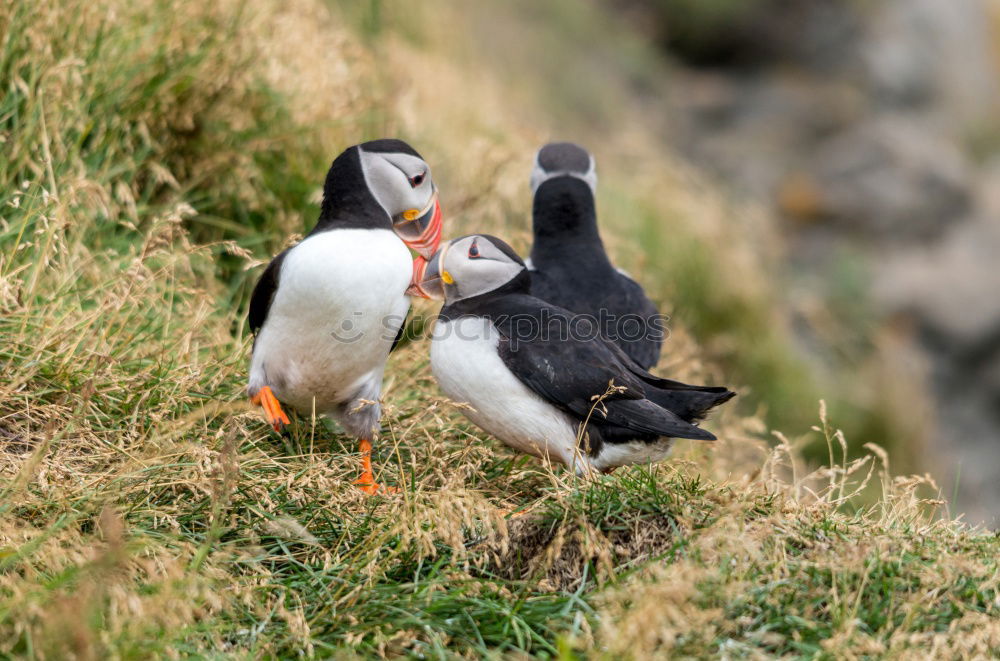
[602,337,736,423]
[389,312,409,353]
[482,295,714,441]
[248,248,289,336]
[609,272,663,369]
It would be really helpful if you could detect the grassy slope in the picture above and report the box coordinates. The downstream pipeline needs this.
[1,0,997,658]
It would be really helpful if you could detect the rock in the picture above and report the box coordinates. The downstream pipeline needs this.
[981,353,1000,404]
[810,116,972,240]
[978,157,1000,220]
[874,212,1000,351]
[668,70,866,199]
[932,382,1000,529]
[864,0,1000,122]
[651,0,1000,526]
[620,0,863,69]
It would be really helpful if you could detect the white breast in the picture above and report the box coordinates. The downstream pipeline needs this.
[249,228,411,414]
[590,438,675,472]
[430,316,588,471]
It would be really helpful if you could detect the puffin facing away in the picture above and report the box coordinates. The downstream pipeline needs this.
[528,142,664,369]
[248,139,443,493]
[414,234,734,474]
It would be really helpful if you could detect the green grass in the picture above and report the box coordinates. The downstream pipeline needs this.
[1,0,998,658]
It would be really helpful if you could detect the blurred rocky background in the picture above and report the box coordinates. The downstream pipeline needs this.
[611,0,1000,524]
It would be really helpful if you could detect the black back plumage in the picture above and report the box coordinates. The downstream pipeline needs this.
[248,248,289,337]
[440,281,734,457]
[313,144,395,235]
[528,174,664,369]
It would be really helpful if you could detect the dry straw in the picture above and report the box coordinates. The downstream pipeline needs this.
[1,0,997,657]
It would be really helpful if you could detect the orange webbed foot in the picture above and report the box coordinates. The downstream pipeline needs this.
[352,477,400,495]
[352,439,398,495]
[250,386,290,434]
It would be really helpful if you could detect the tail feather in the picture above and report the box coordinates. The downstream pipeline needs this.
[596,339,737,432]
[600,399,717,441]
[647,387,736,423]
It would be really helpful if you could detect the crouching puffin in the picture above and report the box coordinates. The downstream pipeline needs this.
[527,142,664,369]
[414,234,735,474]
[247,139,443,493]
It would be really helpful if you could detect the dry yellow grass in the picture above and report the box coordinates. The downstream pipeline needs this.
[1,0,997,658]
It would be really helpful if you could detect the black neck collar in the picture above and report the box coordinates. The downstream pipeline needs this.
[530,177,613,270]
[309,147,391,236]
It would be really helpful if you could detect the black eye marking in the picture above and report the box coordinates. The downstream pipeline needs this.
[408,170,427,188]
[468,240,481,259]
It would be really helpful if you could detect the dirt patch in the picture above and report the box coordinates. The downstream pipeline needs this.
[489,511,680,592]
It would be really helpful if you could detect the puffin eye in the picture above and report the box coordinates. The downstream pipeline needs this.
[468,241,481,259]
[408,171,426,188]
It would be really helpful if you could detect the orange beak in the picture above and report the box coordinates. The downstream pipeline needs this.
[405,245,447,299]
[393,190,443,260]
[406,255,429,297]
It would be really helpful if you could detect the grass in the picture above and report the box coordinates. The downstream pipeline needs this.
[1,0,998,658]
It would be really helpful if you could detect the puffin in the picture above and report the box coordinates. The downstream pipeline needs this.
[527,142,663,369]
[247,139,443,494]
[414,234,735,474]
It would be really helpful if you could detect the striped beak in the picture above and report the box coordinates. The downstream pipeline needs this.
[393,188,443,259]
[405,244,447,299]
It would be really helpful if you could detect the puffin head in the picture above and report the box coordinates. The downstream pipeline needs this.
[529,142,596,196]
[408,234,528,301]
[354,139,443,259]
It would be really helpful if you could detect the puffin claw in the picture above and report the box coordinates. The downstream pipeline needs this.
[353,439,398,495]
[251,386,291,435]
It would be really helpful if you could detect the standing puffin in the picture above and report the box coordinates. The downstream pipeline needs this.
[527,142,663,369]
[415,234,734,474]
[247,139,443,494]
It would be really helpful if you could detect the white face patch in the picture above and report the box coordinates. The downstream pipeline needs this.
[358,148,435,218]
[440,235,526,302]
[529,152,597,195]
